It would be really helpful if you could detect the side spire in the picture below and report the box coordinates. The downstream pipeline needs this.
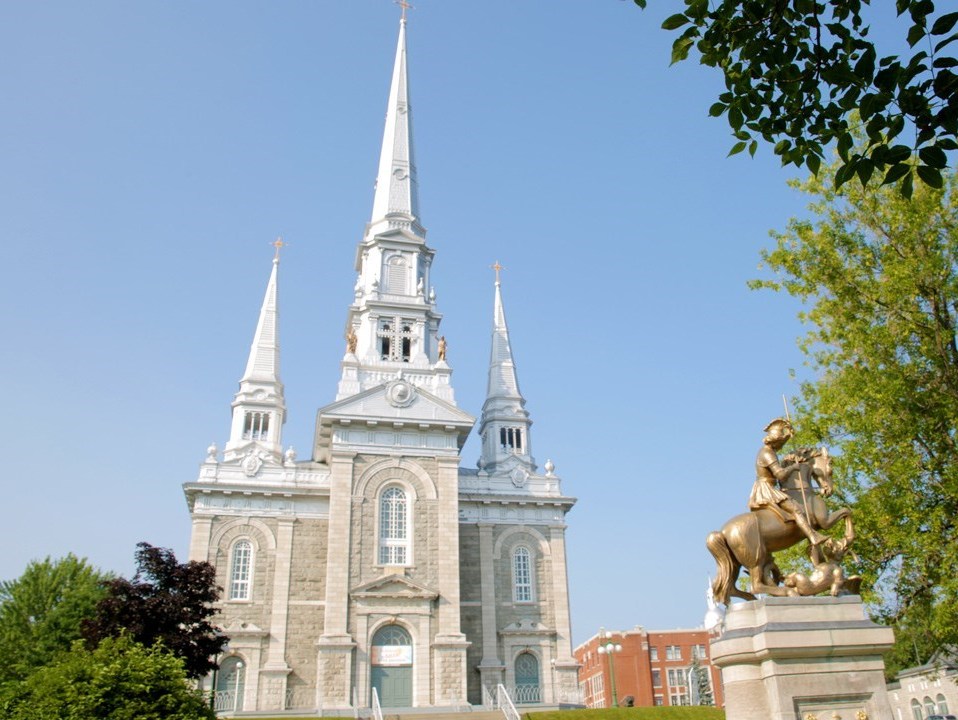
[369,16,420,234]
[478,264,535,474]
[225,244,286,460]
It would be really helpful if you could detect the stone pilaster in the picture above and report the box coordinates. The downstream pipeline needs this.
[432,638,470,706]
[189,516,213,562]
[436,456,464,638]
[318,452,356,710]
[477,523,504,692]
[316,637,357,711]
[322,452,355,640]
[548,524,575,662]
[258,517,294,710]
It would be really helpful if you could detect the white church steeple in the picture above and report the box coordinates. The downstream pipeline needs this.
[224,242,286,460]
[368,16,420,237]
[336,16,455,405]
[478,265,535,475]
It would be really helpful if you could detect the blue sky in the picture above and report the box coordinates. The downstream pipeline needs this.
[0,1,899,644]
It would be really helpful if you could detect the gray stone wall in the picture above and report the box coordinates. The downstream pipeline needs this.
[461,606,484,703]
[288,518,329,602]
[458,525,482,603]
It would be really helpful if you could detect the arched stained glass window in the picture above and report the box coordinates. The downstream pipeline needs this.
[379,486,409,565]
[229,540,252,601]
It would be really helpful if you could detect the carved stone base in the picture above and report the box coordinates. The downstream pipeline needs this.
[710,596,894,720]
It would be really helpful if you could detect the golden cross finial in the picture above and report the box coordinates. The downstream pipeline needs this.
[272,236,286,259]
[491,260,504,284]
[395,0,413,22]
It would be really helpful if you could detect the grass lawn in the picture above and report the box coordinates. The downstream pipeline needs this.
[527,708,725,720]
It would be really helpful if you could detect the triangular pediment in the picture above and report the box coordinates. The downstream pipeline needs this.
[351,573,439,600]
[319,380,474,428]
[222,619,268,638]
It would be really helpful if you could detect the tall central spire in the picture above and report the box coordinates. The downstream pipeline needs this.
[369,17,420,236]
[337,17,456,406]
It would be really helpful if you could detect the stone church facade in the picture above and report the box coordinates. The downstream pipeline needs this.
[184,18,579,715]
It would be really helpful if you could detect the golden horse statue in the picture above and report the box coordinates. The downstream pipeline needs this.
[707,448,854,604]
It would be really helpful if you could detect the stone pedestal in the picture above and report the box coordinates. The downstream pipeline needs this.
[710,596,894,720]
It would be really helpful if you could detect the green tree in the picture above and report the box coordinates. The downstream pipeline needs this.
[0,634,215,720]
[689,656,714,706]
[0,555,109,686]
[637,0,957,195]
[82,543,227,679]
[751,161,958,676]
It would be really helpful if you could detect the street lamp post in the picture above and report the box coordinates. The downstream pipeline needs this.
[596,631,622,708]
[234,661,244,713]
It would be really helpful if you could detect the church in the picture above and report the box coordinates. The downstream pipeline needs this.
[184,17,578,714]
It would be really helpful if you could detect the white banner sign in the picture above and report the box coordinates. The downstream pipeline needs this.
[371,645,412,666]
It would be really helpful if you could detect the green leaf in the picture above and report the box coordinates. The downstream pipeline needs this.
[907,23,927,47]
[919,145,948,168]
[708,101,727,117]
[900,168,914,198]
[931,11,958,35]
[728,105,744,130]
[885,145,912,164]
[916,164,944,187]
[728,141,747,157]
[806,153,821,175]
[834,161,855,188]
[670,36,694,65]
[856,157,875,185]
[632,0,647,7]
[662,13,689,30]
[882,163,911,185]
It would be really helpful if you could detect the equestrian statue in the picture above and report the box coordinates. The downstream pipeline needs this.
[707,417,858,605]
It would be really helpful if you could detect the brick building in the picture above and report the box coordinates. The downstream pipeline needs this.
[575,627,724,709]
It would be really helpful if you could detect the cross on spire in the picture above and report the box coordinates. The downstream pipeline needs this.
[395,0,413,22]
[272,236,285,260]
[491,260,504,284]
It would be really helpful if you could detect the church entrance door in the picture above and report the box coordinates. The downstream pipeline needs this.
[371,625,413,707]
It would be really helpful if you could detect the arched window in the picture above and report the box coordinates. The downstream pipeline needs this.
[937,693,949,714]
[229,540,252,601]
[513,546,533,602]
[379,486,409,565]
[514,652,540,704]
[924,697,936,717]
[911,699,923,720]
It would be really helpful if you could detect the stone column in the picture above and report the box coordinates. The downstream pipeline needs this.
[710,596,895,720]
[477,523,504,693]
